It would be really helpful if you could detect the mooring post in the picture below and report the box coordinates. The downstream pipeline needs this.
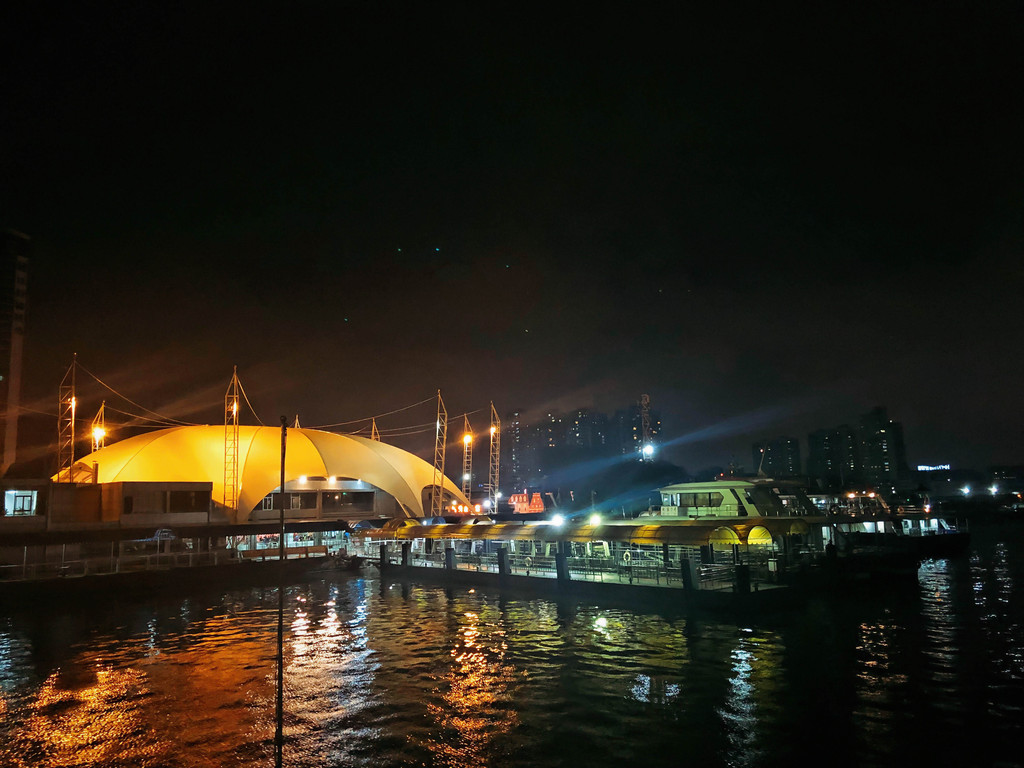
[445,547,456,570]
[379,543,388,569]
[735,563,751,594]
[497,546,510,578]
[555,541,570,583]
[681,558,699,592]
[401,542,410,566]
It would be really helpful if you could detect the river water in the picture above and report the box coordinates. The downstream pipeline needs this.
[1,521,1021,768]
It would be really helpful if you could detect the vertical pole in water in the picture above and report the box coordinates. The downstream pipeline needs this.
[276,416,287,768]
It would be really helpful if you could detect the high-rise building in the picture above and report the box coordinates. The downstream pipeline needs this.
[0,230,29,476]
[807,425,859,488]
[751,436,802,478]
[565,408,608,450]
[502,410,523,490]
[859,406,907,490]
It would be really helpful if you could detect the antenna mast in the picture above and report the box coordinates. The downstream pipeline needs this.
[430,391,447,517]
[487,402,501,510]
[371,417,380,441]
[56,354,77,482]
[461,415,473,500]
[224,366,240,514]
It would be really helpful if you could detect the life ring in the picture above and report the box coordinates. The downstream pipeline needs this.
[524,556,533,568]
[622,551,632,563]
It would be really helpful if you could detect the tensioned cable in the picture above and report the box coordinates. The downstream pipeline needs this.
[103,404,185,427]
[76,362,196,426]
[237,379,264,426]
[310,395,437,429]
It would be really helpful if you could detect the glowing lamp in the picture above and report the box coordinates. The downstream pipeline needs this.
[463,434,472,444]
[589,514,601,526]
[551,514,564,527]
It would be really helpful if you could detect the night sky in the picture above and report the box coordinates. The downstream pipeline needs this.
[2,3,1022,473]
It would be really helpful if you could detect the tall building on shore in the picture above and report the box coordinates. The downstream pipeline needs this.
[804,407,908,493]
[807,425,860,488]
[859,406,908,491]
[0,230,30,476]
[751,436,802,478]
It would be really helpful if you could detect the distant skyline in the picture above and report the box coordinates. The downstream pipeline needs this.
[2,5,1022,474]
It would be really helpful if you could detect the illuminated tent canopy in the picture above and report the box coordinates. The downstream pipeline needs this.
[56,425,469,523]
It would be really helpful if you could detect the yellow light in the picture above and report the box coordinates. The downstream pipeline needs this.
[490,426,496,435]
[847,493,856,499]
[299,475,307,483]
[231,401,238,414]
[92,427,106,441]
[70,396,76,412]
[868,492,876,498]
[463,434,472,444]
[474,504,481,512]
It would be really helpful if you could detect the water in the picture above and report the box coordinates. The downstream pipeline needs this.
[1,522,1022,768]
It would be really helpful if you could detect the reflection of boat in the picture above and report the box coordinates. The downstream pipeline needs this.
[311,553,365,573]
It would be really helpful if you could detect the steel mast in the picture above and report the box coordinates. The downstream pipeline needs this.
[56,354,77,482]
[487,402,501,510]
[430,390,447,517]
[461,415,473,501]
[224,367,240,515]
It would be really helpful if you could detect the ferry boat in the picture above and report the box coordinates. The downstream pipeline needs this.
[811,491,971,559]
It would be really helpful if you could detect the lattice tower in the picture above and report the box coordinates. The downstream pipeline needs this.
[640,393,652,461]
[56,354,77,482]
[224,366,240,513]
[461,415,473,500]
[487,402,501,509]
[371,417,380,441]
[430,391,447,517]
[91,401,106,452]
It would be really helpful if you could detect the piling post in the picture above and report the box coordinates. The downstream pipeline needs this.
[497,546,510,578]
[735,563,751,594]
[555,541,570,583]
[379,543,388,570]
[401,542,410,566]
[680,558,700,592]
[445,547,456,570]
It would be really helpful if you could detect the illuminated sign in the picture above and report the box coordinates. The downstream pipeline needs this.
[917,464,951,471]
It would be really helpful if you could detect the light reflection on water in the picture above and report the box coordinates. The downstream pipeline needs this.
[0,523,1021,767]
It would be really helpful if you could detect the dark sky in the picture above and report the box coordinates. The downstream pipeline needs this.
[2,3,1022,473]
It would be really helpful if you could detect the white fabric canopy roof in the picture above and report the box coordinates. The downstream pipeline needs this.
[58,425,469,522]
